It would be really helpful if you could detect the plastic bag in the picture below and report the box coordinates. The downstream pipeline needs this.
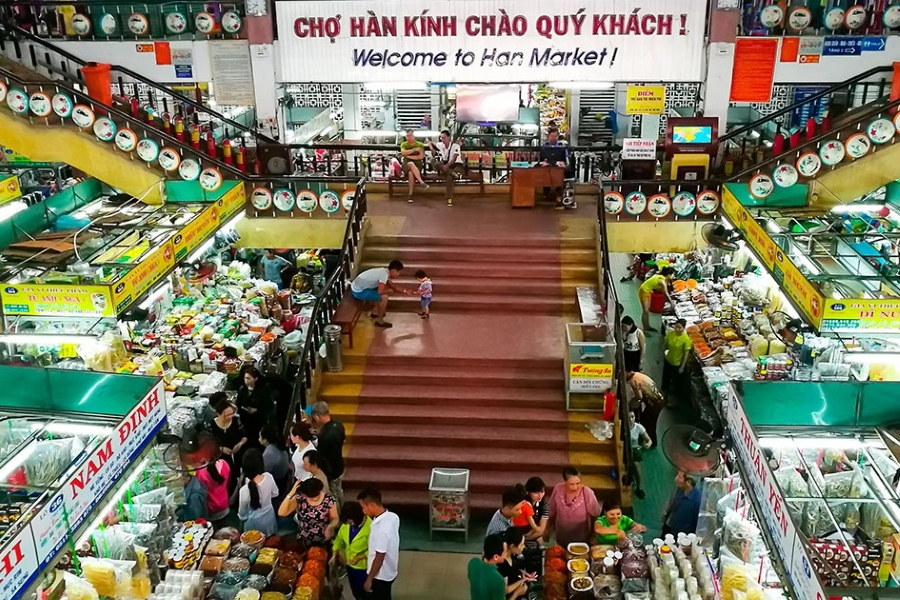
[23,438,79,486]
[62,571,100,600]
[722,509,764,563]
[700,474,741,515]
[719,561,755,600]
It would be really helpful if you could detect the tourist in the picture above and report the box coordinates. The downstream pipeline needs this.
[499,527,536,600]
[638,266,675,332]
[195,459,231,526]
[487,487,528,537]
[235,365,276,445]
[594,503,647,545]
[404,268,433,319]
[358,488,400,599]
[427,129,463,207]
[538,127,569,209]
[662,318,693,401]
[290,421,316,481]
[208,398,247,485]
[627,370,665,446]
[522,477,550,541]
[350,260,404,328]
[663,471,701,537]
[510,483,537,537]
[310,401,346,505]
[237,449,279,536]
[332,502,371,600]
[468,534,507,600]
[621,315,646,372]
[279,477,339,546]
[259,248,292,288]
[547,466,601,546]
[628,411,653,500]
[399,128,428,200]
[259,423,291,496]
[302,450,332,494]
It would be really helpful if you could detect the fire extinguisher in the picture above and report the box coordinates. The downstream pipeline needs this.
[162,112,171,135]
[174,117,185,142]
[222,139,233,165]
[190,124,201,150]
[236,146,246,172]
[205,130,217,158]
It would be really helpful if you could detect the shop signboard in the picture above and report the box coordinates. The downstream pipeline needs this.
[0,175,21,206]
[0,525,40,600]
[621,138,658,161]
[724,387,827,600]
[0,284,116,318]
[625,85,665,115]
[275,0,707,83]
[821,298,900,332]
[173,204,220,261]
[721,188,777,270]
[112,239,176,313]
[29,382,167,566]
[218,181,246,222]
[569,363,613,392]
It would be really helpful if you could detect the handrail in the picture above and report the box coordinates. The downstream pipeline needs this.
[0,22,278,145]
[720,65,894,143]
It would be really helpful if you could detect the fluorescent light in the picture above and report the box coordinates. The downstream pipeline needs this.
[33,422,113,436]
[412,130,440,138]
[0,334,95,345]
[0,200,27,222]
[750,130,761,139]
[548,81,612,90]
[831,204,884,214]
[139,282,171,310]
[362,129,401,137]
[364,82,427,91]
[843,353,900,365]
[77,457,149,546]
[760,437,869,450]
[187,238,215,263]
[359,100,388,107]
[221,210,245,231]
[0,442,36,481]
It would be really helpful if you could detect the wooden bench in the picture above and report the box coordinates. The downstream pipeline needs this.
[331,290,370,349]
[387,166,485,197]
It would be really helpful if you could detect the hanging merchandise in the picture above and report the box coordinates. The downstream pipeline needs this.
[759,4,784,28]
[672,191,697,217]
[70,105,96,128]
[696,190,721,216]
[273,188,296,211]
[51,93,74,118]
[114,129,138,152]
[136,138,161,162]
[796,152,822,177]
[127,13,150,35]
[341,189,356,212]
[824,7,845,29]
[318,190,340,213]
[178,159,201,181]
[885,5,900,28]
[787,7,812,29]
[93,118,117,142]
[158,148,181,172]
[198,168,223,191]
[647,194,672,219]
[0,81,6,104]
[7,88,29,114]
[28,92,51,118]
[70,13,92,36]
[195,12,217,34]
[221,11,243,34]
[99,13,118,36]
[297,190,318,213]
[748,174,774,198]
[166,12,189,34]
[844,4,868,29]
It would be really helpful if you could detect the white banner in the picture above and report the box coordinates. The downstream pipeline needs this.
[621,138,657,160]
[275,0,706,83]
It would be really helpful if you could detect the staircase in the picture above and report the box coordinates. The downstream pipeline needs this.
[318,221,621,518]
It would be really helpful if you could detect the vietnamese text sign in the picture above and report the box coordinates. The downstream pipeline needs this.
[0,526,39,600]
[112,240,175,313]
[798,37,823,63]
[821,298,900,332]
[569,363,613,392]
[0,175,21,205]
[275,0,707,83]
[209,42,254,105]
[621,138,658,160]
[823,36,862,56]
[0,284,115,318]
[730,37,778,103]
[625,85,665,114]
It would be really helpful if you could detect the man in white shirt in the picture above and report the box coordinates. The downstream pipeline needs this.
[358,488,400,599]
[428,129,464,207]
[350,260,404,328]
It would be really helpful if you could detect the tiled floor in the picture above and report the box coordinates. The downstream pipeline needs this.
[338,551,475,600]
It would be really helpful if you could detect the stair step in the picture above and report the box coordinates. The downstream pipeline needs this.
[324,363,564,389]
[360,261,595,280]
[327,401,581,429]
[343,354,563,370]
[386,293,572,314]
[389,277,595,297]
[366,245,596,264]
[321,383,564,408]
[365,234,595,250]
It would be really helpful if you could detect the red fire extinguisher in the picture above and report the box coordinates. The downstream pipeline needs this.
[222,139,233,165]
[205,130,217,158]
[190,125,200,150]
[236,146,246,172]
[162,112,171,135]
[174,117,185,142]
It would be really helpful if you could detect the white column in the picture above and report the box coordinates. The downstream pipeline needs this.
[342,84,362,141]
[705,42,736,135]
[250,44,279,139]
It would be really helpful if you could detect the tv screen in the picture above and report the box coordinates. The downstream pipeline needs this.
[456,85,520,122]
[672,125,713,145]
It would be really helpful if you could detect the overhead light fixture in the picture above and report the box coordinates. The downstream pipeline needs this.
[364,82,428,91]
[0,200,28,222]
[0,334,95,345]
[187,238,215,263]
[759,436,870,450]
[33,422,113,437]
[547,82,613,90]
[221,210,245,231]
[77,457,150,546]
[831,204,885,214]
[139,282,172,310]
[0,442,36,481]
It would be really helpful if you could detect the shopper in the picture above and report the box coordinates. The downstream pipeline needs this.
[279,477,339,546]
[310,401,346,505]
[405,269,433,318]
[487,487,528,537]
[547,466,602,546]
[235,365,276,446]
[259,423,291,496]
[522,477,549,541]
[621,315,646,372]
[350,260,404,328]
[208,398,247,487]
[662,318,693,403]
[259,248,292,288]
[662,471,701,537]
[628,411,653,500]
[195,459,231,525]
[302,450,332,494]
[427,129,463,207]
[468,534,507,600]
[627,371,665,446]
[498,528,535,600]
[620,253,654,282]
[290,421,316,482]
[358,488,400,599]
[332,502,371,600]
[638,266,675,332]
[593,503,647,545]
[237,449,279,536]
[399,128,428,200]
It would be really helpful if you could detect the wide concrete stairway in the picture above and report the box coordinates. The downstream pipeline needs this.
[319,217,620,518]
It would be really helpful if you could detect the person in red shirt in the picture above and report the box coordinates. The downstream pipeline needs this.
[510,484,538,534]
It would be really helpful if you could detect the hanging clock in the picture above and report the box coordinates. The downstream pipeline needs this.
[319,190,341,214]
[99,13,118,36]
[114,128,138,152]
[93,117,117,142]
[624,191,647,216]
[787,7,812,30]
[51,93,73,117]
[136,138,160,162]
[70,14,92,36]
[0,82,7,104]
[341,190,356,212]
[867,118,895,144]
[158,147,181,171]
[647,194,672,219]
[221,11,243,34]
[251,187,274,210]
[884,5,900,28]
[273,188,296,211]
[796,152,821,177]
[772,164,799,188]
[71,104,96,128]
[166,12,189,34]
[127,13,150,35]
[199,168,223,191]
[178,159,201,181]
[749,173,774,198]
[845,133,871,158]
[195,12,216,34]
[671,191,696,217]
[759,5,784,28]
[29,92,52,118]
[6,89,29,114]
[824,8,845,30]
[894,111,900,133]
[696,190,720,216]
[297,190,318,213]
[818,140,845,166]
[844,5,868,29]
[603,191,624,215]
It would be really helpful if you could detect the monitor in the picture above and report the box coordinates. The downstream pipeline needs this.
[456,85,520,122]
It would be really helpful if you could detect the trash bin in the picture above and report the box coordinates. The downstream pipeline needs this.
[324,324,343,372]
[428,468,469,541]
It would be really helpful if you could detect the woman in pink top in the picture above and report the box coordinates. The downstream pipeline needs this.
[196,459,231,522]
[547,466,602,547]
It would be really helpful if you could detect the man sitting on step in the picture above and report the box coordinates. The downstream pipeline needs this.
[350,259,404,329]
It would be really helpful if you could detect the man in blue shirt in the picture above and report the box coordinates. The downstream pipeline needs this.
[663,471,701,536]
[538,127,570,210]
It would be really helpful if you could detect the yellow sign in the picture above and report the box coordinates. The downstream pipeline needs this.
[821,298,900,332]
[112,239,175,312]
[173,205,220,261]
[218,181,245,222]
[625,85,666,115]
[721,188,778,269]
[0,175,21,206]
[569,363,614,392]
[0,283,115,317]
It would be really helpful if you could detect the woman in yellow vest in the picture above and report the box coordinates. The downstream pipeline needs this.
[638,266,675,332]
[332,502,371,599]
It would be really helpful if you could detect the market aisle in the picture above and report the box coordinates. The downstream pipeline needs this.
[338,552,474,600]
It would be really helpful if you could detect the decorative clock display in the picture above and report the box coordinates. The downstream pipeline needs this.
[178,159,201,181]
[6,89,29,114]
[158,147,181,171]
[844,5,868,29]
[759,5,784,28]
[787,7,812,30]
[884,5,900,28]
[297,190,319,213]
[127,13,150,35]
[136,138,160,162]
[93,117,117,142]
[647,194,672,218]
[818,140,845,166]
[71,104,96,128]
[199,168,223,191]
[624,191,647,216]
[251,187,274,210]
[845,133,871,159]
[867,118,895,144]
[166,12,189,34]
[341,190,356,212]
[273,188,296,211]
[772,164,799,188]
[52,93,73,118]
[70,14,92,36]
[796,152,822,177]
[671,191,696,217]
[195,12,217,34]
[114,129,138,152]
[221,11,243,34]
[603,191,624,215]
[99,13,119,36]
[29,92,52,118]
[749,173,774,198]
[319,190,341,213]
[696,190,720,216]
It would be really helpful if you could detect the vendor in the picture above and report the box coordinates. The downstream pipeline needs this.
[208,398,247,489]
[593,504,647,545]
[235,365,276,446]
[638,266,675,333]
[259,248,292,289]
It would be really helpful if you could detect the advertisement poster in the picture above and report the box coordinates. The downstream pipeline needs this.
[625,85,665,114]
[0,284,115,318]
[821,298,900,332]
[276,0,707,83]
[0,175,21,205]
[730,37,778,103]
